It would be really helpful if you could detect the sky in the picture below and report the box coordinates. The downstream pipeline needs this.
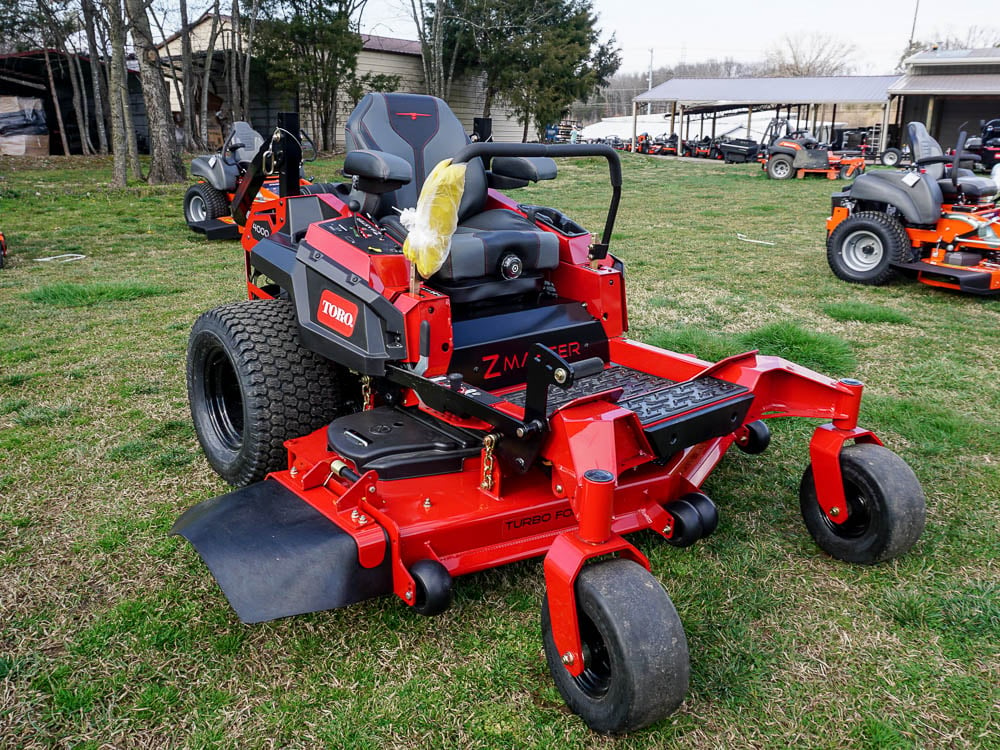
[356,0,997,79]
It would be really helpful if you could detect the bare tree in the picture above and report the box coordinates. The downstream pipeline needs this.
[81,0,109,153]
[765,34,857,77]
[125,0,184,182]
[103,0,133,184]
[41,47,72,154]
[35,0,94,153]
[198,3,222,147]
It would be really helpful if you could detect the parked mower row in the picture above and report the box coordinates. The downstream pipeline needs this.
[174,94,928,735]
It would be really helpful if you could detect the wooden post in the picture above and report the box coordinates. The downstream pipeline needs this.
[631,99,638,152]
[880,99,891,152]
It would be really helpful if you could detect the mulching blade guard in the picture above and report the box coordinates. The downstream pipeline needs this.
[171,479,391,623]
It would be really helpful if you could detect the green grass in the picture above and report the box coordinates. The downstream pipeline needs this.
[24,280,176,307]
[1,152,998,748]
[823,301,913,325]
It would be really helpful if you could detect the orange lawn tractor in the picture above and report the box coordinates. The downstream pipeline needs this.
[826,123,1000,295]
[183,121,324,240]
[762,129,866,181]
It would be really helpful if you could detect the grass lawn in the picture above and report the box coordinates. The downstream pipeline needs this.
[1,152,998,749]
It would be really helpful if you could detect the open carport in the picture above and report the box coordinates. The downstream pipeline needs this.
[630,75,900,153]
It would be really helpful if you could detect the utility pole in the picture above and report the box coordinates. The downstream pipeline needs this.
[647,48,653,115]
[907,0,920,53]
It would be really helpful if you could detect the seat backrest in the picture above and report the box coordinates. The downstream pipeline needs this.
[345,92,487,221]
[908,121,945,180]
[229,122,265,166]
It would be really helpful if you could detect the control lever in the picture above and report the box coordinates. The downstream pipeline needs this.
[521,344,605,436]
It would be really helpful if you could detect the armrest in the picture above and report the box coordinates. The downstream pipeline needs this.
[343,150,413,194]
[915,155,952,166]
[491,156,557,182]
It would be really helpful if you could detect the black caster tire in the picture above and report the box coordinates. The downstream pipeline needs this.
[541,559,689,735]
[410,559,452,616]
[184,182,229,224]
[736,420,771,454]
[681,492,718,537]
[663,496,704,547]
[766,154,794,179]
[799,443,925,564]
[826,211,908,285]
[187,298,350,486]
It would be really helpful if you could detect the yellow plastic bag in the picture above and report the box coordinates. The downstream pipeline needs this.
[400,158,467,279]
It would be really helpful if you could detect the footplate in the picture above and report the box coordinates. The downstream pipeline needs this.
[501,365,754,458]
[626,378,754,458]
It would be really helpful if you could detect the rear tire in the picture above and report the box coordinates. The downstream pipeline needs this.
[767,154,794,179]
[184,183,229,224]
[799,443,925,564]
[187,298,350,486]
[880,148,902,167]
[541,559,689,734]
[826,211,909,285]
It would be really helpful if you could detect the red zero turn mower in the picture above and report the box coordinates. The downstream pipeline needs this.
[827,123,1000,295]
[173,95,926,735]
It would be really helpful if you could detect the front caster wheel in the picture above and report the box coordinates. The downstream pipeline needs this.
[409,559,452,616]
[541,559,689,735]
[799,443,925,564]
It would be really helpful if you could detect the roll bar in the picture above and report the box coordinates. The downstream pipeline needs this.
[451,143,622,250]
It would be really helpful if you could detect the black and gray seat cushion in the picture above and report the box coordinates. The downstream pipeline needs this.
[908,122,997,200]
[345,92,560,283]
[345,92,487,222]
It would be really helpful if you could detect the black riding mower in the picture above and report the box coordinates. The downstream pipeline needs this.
[173,94,927,735]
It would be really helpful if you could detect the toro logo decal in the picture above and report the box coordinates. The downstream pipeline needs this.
[317,290,358,337]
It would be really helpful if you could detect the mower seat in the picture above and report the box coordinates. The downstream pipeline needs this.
[908,121,997,202]
[938,174,997,201]
[229,122,265,168]
[344,93,559,294]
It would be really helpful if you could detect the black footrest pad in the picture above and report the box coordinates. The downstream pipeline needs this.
[635,381,754,459]
[620,377,749,425]
[501,365,675,412]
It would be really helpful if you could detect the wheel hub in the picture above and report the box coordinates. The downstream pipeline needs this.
[842,230,884,272]
[573,612,611,698]
[204,348,244,451]
[188,194,207,222]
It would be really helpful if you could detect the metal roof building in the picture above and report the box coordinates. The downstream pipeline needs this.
[628,48,1000,152]
[628,76,900,151]
[889,47,1000,144]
